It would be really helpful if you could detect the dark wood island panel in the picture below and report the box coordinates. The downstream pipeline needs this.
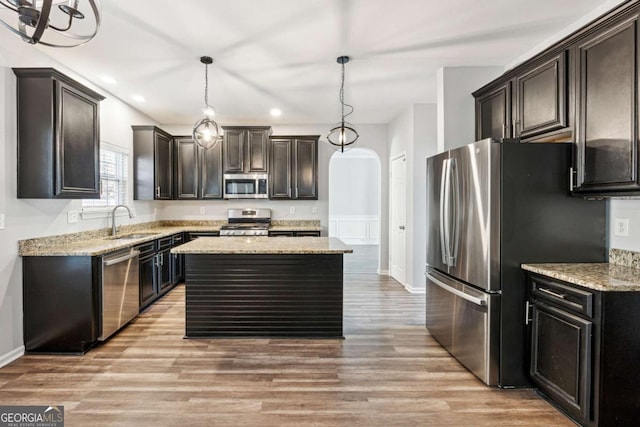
[185,254,344,338]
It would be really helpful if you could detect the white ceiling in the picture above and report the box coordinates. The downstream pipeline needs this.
[31,0,612,125]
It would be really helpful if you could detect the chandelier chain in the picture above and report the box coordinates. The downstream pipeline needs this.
[339,61,354,123]
[204,62,209,107]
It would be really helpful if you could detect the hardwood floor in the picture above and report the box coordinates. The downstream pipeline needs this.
[0,246,572,426]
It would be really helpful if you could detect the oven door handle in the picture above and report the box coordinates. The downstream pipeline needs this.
[426,272,487,306]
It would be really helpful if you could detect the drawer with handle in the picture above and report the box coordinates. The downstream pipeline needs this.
[530,274,593,318]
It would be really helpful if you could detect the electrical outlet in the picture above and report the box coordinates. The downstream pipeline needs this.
[0,213,4,229]
[289,207,295,215]
[614,218,630,237]
[67,210,79,224]
[200,207,206,214]
[312,205,318,214]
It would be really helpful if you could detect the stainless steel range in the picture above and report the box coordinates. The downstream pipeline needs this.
[219,208,271,236]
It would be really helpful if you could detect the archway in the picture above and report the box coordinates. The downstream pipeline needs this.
[328,147,382,273]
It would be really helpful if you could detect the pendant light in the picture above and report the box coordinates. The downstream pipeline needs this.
[0,0,101,48]
[327,56,359,152]
[192,56,221,150]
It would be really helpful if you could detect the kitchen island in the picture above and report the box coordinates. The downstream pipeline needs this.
[171,237,353,338]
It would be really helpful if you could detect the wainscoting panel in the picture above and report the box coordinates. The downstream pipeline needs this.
[329,216,380,245]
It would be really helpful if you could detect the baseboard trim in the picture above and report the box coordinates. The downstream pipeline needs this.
[0,346,24,368]
[402,283,426,294]
[377,269,390,276]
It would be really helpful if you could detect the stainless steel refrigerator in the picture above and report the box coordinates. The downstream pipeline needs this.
[425,138,606,387]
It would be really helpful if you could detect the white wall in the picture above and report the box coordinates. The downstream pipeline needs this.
[436,66,503,152]
[329,155,380,216]
[0,38,159,365]
[328,150,381,246]
[388,104,438,292]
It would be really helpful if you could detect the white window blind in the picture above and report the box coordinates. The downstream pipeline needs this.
[82,142,128,209]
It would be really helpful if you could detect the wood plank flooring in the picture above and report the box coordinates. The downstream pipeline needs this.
[0,246,572,426]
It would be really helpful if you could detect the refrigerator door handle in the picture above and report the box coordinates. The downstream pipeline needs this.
[448,158,459,267]
[440,159,451,265]
[426,272,487,307]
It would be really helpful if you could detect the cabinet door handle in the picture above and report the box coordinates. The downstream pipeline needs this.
[525,301,532,325]
[156,186,161,198]
[569,167,576,192]
[539,287,566,299]
[502,123,506,138]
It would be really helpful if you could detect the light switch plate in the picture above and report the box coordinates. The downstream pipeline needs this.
[67,210,79,224]
[200,207,206,214]
[289,207,295,214]
[0,213,4,229]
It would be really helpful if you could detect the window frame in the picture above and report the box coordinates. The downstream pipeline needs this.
[81,141,131,219]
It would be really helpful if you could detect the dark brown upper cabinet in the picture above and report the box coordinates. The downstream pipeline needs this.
[572,12,640,195]
[474,51,569,142]
[270,136,319,200]
[474,81,511,140]
[14,68,104,199]
[173,136,223,200]
[132,126,174,200]
[174,137,199,199]
[222,126,271,174]
[515,51,568,139]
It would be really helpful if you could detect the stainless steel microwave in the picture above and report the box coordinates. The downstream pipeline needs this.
[223,173,268,199]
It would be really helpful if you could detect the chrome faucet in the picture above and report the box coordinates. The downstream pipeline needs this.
[111,204,134,237]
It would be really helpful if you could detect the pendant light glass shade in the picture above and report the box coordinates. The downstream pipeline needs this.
[192,56,222,150]
[327,56,359,152]
[0,0,101,47]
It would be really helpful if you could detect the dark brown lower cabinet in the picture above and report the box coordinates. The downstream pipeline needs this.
[23,256,100,353]
[137,241,158,308]
[527,272,640,426]
[530,302,592,421]
[172,233,185,284]
[138,236,180,310]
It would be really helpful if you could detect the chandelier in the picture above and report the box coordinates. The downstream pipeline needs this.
[327,55,359,152]
[192,56,221,150]
[0,0,101,48]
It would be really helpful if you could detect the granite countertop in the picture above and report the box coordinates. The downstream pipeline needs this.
[522,262,640,292]
[18,225,224,257]
[172,236,353,255]
[18,220,324,257]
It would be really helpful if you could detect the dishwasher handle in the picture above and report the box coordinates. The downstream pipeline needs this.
[103,250,140,266]
[426,271,487,306]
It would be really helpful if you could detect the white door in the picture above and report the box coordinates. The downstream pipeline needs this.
[390,154,406,284]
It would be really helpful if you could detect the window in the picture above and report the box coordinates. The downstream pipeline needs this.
[82,142,129,215]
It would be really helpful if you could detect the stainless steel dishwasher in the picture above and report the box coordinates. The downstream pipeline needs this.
[99,248,140,341]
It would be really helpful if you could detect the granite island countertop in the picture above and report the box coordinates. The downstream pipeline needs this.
[172,236,353,255]
[522,262,640,292]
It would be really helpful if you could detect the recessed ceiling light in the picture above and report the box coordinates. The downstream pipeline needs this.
[270,108,282,117]
[100,75,117,85]
[131,94,146,103]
